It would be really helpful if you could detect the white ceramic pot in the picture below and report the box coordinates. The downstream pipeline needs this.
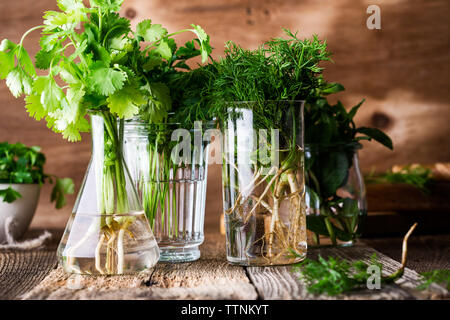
[0,184,41,244]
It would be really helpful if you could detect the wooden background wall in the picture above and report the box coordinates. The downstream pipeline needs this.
[0,0,449,230]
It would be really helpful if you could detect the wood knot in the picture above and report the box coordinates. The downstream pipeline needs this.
[371,111,392,129]
[125,7,137,19]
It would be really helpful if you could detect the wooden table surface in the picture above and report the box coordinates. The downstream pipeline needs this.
[0,229,449,300]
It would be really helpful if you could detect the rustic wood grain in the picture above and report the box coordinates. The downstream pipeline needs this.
[247,245,449,300]
[21,232,258,300]
[9,229,448,300]
[363,234,450,274]
[0,0,449,232]
[0,250,57,300]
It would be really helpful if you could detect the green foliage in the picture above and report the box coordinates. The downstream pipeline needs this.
[293,253,404,296]
[366,165,433,194]
[0,0,212,141]
[417,269,450,291]
[0,142,74,207]
[304,96,393,244]
[208,30,331,124]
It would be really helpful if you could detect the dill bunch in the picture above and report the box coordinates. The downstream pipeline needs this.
[208,29,332,126]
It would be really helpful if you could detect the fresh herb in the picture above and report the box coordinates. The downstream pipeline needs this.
[293,223,417,295]
[0,142,74,208]
[204,30,333,264]
[366,164,433,194]
[0,0,211,274]
[417,269,450,291]
[209,29,331,122]
[0,0,211,141]
[304,90,393,246]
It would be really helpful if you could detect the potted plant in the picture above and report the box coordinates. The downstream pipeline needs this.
[304,89,393,246]
[0,0,209,274]
[0,142,73,244]
[206,30,332,266]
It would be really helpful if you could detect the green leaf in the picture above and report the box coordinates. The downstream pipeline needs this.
[136,20,168,43]
[0,51,15,80]
[35,47,62,70]
[90,0,123,12]
[33,76,64,112]
[357,127,393,150]
[321,82,345,95]
[347,99,365,120]
[6,67,32,98]
[68,39,87,62]
[189,24,211,63]
[25,94,46,121]
[88,62,127,96]
[61,117,90,142]
[58,61,79,84]
[51,177,75,209]
[57,0,85,12]
[142,53,162,71]
[139,82,172,123]
[155,39,172,60]
[17,46,36,76]
[318,151,349,197]
[0,39,17,52]
[12,171,33,183]
[0,187,22,203]
[39,33,62,52]
[107,84,146,118]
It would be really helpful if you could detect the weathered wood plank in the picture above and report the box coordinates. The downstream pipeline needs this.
[0,250,57,300]
[247,245,449,300]
[21,232,258,300]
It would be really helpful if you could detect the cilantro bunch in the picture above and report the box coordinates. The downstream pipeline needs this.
[0,0,211,141]
[0,142,74,208]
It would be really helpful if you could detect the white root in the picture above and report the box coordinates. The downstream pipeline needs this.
[250,195,273,214]
[106,232,116,274]
[117,229,125,274]
[268,196,280,258]
[245,169,283,222]
[95,234,105,275]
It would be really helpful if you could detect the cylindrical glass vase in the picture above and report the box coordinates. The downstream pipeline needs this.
[221,101,307,266]
[123,118,214,262]
[57,110,160,275]
[305,142,367,247]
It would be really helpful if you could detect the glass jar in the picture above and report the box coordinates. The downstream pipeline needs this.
[305,142,367,247]
[57,110,160,275]
[221,101,307,266]
[123,118,215,262]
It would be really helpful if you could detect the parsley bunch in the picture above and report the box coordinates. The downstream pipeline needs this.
[0,142,74,208]
[0,0,211,141]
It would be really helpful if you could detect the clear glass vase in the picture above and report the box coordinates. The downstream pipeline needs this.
[123,118,214,262]
[221,101,307,266]
[305,142,367,247]
[57,110,160,275]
